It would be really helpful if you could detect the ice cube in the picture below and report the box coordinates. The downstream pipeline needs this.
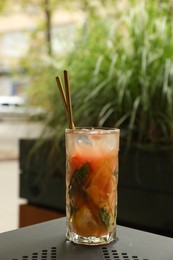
[76,134,92,145]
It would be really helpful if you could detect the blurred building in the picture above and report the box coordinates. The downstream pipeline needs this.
[0,8,83,96]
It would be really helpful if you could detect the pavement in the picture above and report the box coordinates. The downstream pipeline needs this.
[0,160,23,233]
[0,119,43,233]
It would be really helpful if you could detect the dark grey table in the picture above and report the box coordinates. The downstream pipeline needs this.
[0,217,172,260]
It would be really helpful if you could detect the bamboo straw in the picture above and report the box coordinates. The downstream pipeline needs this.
[55,76,69,118]
[55,71,75,129]
[63,70,75,129]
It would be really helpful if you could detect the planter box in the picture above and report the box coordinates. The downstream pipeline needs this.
[118,145,173,237]
[19,139,66,212]
[19,139,173,236]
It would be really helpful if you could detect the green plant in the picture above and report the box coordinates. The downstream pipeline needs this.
[26,0,173,147]
[119,0,173,146]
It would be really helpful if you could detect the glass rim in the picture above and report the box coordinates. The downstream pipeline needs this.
[65,127,120,135]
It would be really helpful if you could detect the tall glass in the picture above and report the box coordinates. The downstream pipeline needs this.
[65,127,120,245]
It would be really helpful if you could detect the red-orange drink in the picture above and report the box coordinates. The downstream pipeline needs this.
[65,128,120,245]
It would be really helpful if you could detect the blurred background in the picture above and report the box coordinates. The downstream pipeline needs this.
[0,0,173,237]
[0,0,84,232]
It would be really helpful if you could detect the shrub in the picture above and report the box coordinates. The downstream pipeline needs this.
[26,0,173,147]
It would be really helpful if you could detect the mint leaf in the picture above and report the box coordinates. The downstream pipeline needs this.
[69,163,89,198]
[99,207,111,229]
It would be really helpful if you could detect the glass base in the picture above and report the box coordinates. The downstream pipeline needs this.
[66,229,116,245]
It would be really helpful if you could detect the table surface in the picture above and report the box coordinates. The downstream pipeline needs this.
[0,217,172,260]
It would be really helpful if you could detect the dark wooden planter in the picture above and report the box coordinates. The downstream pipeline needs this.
[118,144,173,237]
[19,139,66,212]
[19,139,173,237]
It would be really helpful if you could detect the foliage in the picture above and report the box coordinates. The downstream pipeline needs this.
[120,0,173,146]
[25,0,173,147]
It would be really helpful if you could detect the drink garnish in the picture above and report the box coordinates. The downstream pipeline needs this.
[69,163,89,198]
[99,207,111,229]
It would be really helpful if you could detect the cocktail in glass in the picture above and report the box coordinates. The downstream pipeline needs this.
[65,127,120,245]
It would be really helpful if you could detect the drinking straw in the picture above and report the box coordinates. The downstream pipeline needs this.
[55,76,69,118]
[63,70,75,129]
[55,71,75,129]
